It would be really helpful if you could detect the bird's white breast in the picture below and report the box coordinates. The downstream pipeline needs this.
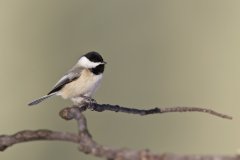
[59,69,103,103]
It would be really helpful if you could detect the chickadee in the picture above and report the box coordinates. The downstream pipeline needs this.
[28,51,106,106]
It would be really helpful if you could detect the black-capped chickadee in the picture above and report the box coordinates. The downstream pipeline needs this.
[28,51,106,106]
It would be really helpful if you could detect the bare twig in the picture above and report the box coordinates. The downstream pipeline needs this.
[0,130,79,151]
[80,103,233,120]
[0,104,233,160]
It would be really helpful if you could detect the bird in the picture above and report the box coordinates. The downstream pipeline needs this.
[28,51,106,106]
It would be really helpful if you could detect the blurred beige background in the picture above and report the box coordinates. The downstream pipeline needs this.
[0,0,239,159]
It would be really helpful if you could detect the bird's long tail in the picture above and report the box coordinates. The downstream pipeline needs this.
[28,93,56,106]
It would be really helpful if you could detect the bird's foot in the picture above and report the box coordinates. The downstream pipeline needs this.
[80,95,97,110]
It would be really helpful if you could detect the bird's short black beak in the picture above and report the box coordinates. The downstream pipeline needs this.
[103,61,107,64]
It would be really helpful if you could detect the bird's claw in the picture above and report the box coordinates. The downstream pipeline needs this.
[80,95,97,110]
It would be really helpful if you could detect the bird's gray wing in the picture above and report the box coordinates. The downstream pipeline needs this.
[47,65,83,95]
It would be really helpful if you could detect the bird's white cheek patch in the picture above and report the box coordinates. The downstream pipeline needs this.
[78,56,101,68]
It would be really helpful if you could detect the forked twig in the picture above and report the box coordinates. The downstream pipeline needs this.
[0,103,233,160]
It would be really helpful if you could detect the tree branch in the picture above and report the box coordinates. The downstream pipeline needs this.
[0,104,234,160]
[81,103,233,120]
[0,130,79,151]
